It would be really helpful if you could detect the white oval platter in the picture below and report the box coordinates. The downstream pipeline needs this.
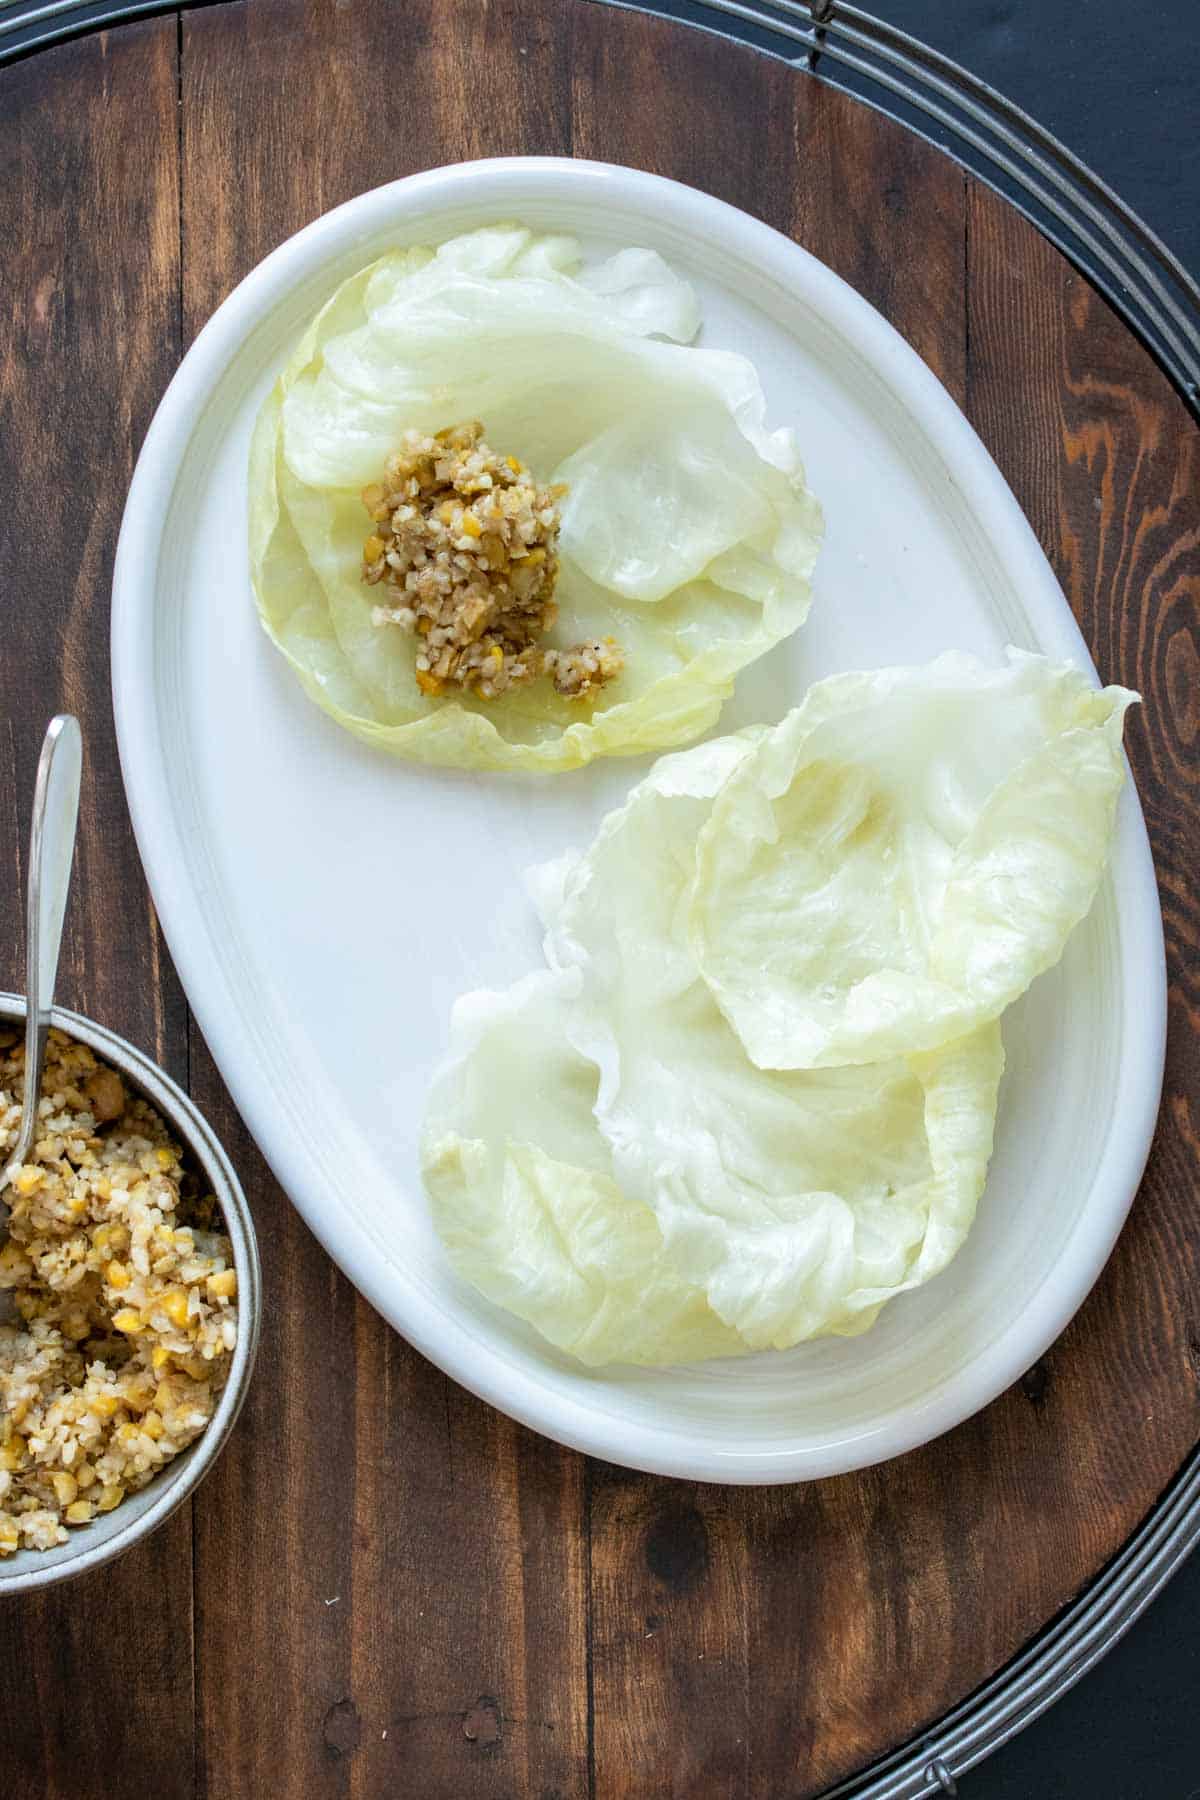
[111,158,1165,1483]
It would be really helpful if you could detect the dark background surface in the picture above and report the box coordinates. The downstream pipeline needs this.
[853,7,1200,1796]
[879,0,1200,283]
[675,0,1200,1793]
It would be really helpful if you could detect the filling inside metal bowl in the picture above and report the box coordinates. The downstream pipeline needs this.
[0,1026,239,1557]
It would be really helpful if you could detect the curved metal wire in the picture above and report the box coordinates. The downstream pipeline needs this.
[824,1443,1200,1798]
[591,0,1200,418]
[3,0,1199,1792]
[0,0,196,59]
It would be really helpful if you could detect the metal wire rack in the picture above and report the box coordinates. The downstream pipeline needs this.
[0,0,184,58]
[591,0,1200,419]
[4,0,1197,419]
[3,0,1199,1792]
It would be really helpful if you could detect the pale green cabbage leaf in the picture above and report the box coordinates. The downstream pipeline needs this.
[690,651,1137,1069]
[423,971,748,1367]
[249,224,822,772]
[423,735,1004,1363]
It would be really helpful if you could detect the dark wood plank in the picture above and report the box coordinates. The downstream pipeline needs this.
[732,94,972,1797]
[179,0,575,337]
[0,19,192,1800]
[791,79,968,405]
[964,169,1200,1524]
[188,1061,591,1800]
[347,1337,589,1799]
[568,23,822,1794]
[180,6,589,1797]
[571,3,796,227]
[572,22,971,1794]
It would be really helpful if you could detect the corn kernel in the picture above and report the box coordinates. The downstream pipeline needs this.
[206,1269,237,1301]
[94,1179,112,1201]
[9,1399,28,1427]
[112,1308,142,1335]
[122,1377,155,1414]
[50,1471,78,1507]
[0,1524,19,1554]
[142,1411,164,1440]
[89,1392,121,1420]
[155,1147,175,1171]
[75,1461,96,1490]
[106,1259,131,1290]
[415,669,443,697]
[161,1289,189,1329]
[0,1438,24,1472]
[97,1484,124,1513]
[363,533,385,562]
[64,1500,94,1525]
[13,1168,40,1196]
[461,512,482,538]
[152,1346,171,1371]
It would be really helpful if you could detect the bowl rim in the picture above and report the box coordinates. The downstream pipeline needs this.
[0,992,261,1592]
[110,155,1167,1482]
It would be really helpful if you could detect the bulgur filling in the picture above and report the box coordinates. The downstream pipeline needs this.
[361,421,625,702]
[0,1029,238,1557]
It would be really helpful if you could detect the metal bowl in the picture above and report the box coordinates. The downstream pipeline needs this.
[0,992,261,1594]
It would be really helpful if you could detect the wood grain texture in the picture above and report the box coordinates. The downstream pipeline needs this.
[965,171,1200,1542]
[181,7,587,1800]
[572,23,977,1794]
[0,19,192,1800]
[1,3,1198,1797]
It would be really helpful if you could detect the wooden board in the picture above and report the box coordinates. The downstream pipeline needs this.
[1,3,1197,1795]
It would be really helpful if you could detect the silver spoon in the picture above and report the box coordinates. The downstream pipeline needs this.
[0,716,83,1230]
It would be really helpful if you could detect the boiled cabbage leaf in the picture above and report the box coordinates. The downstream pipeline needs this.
[424,734,1003,1363]
[249,224,822,772]
[423,972,747,1367]
[690,651,1136,1069]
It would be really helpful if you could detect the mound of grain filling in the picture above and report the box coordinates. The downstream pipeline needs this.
[362,421,625,702]
[0,1029,238,1557]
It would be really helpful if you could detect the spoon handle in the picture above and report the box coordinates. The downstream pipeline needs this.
[17,717,83,1163]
